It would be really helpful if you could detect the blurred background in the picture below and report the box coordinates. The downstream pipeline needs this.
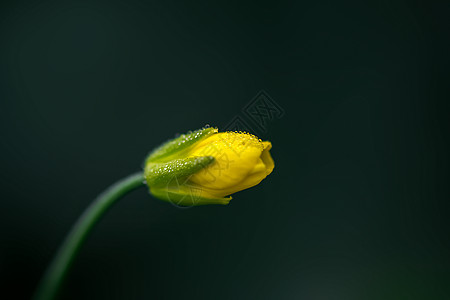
[1,0,449,299]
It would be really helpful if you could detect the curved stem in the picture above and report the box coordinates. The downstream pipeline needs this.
[33,172,145,300]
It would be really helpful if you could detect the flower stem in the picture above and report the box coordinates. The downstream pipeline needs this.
[33,172,145,300]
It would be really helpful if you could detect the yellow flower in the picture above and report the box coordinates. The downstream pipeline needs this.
[144,127,274,206]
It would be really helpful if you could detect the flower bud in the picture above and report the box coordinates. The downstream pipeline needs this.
[144,126,274,206]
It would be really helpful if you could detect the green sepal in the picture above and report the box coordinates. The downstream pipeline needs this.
[144,156,214,187]
[150,186,231,206]
[146,127,217,163]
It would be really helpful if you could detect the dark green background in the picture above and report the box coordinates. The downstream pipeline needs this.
[1,0,449,299]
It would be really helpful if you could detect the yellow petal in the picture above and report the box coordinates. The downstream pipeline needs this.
[261,141,274,175]
[221,142,274,195]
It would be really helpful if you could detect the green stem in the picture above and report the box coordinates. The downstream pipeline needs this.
[33,172,145,300]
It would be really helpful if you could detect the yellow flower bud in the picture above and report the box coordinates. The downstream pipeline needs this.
[144,127,274,206]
